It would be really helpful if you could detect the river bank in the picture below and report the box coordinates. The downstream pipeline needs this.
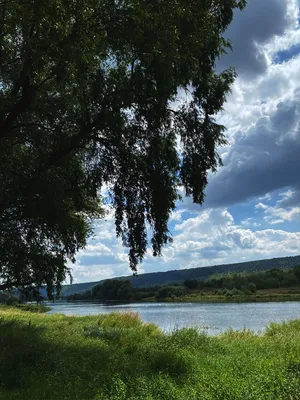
[0,305,300,399]
[113,287,300,303]
[157,290,300,303]
[75,289,300,304]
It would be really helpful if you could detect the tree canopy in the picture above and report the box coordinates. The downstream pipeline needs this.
[0,0,246,297]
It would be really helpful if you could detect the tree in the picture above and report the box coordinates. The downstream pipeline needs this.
[184,279,198,290]
[116,281,134,301]
[294,266,300,283]
[247,282,256,294]
[0,0,246,297]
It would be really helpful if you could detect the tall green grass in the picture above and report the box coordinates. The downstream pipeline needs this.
[0,306,300,399]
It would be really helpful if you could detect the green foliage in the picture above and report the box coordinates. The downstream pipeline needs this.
[155,285,187,300]
[294,266,300,283]
[90,279,134,301]
[71,279,189,302]
[4,296,19,306]
[203,266,300,292]
[1,307,300,399]
[247,282,256,294]
[184,279,199,290]
[0,0,246,295]
[0,304,50,313]
[0,292,19,305]
[14,304,51,313]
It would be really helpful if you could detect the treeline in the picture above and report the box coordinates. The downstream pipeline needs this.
[66,279,188,302]
[66,266,300,302]
[67,279,158,302]
[196,266,300,292]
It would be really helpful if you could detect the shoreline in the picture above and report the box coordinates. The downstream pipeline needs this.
[62,292,300,305]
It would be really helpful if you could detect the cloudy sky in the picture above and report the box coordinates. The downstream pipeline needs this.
[71,0,300,283]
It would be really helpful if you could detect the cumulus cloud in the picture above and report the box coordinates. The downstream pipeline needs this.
[263,205,300,225]
[241,218,261,227]
[202,74,300,209]
[255,203,269,210]
[158,209,300,271]
[169,210,185,222]
[199,0,300,210]
[219,0,299,77]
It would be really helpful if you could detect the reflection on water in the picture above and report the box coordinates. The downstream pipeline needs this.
[46,301,300,335]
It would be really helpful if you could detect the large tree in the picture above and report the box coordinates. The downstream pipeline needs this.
[0,0,246,297]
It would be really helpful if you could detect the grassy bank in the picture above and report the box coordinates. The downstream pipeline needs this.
[158,290,300,303]
[0,307,300,400]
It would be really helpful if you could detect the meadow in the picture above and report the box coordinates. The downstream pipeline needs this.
[0,305,300,400]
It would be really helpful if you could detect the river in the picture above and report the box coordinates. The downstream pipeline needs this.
[46,300,300,335]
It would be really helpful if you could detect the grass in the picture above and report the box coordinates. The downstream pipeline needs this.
[0,306,300,400]
[13,304,51,313]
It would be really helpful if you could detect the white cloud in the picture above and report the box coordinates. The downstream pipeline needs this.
[158,209,300,271]
[264,206,300,224]
[201,59,300,209]
[255,203,269,210]
[241,218,261,227]
[253,192,300,225]
[258,193,272,201]
[170,210,185,222]
[279,189,294,199]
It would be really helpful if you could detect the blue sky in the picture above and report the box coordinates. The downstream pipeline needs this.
[71,0,300,283]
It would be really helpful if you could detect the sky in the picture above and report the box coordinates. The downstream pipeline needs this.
[71,0,300,283]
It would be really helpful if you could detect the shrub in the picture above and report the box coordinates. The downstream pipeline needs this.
[5,296,20,306]
[248,282,257,294]
[231,287,243,296]
[240,285,251,295]
[15,304,50,313]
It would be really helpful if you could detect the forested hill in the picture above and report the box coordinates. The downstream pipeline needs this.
[61,255,300,297]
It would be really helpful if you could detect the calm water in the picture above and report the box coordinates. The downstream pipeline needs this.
[47,301,300,335]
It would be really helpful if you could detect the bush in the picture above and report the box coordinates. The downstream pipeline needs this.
[5,296,20,306]
[14,304,50,313]
[155,285,187,300]
[240,285,251,295]
[248,282,257,294]
[231,288,243,296]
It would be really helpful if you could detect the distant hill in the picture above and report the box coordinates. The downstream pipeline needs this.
[61,281,99,297]
[60,255,300,297]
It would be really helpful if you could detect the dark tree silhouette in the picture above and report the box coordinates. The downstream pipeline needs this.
[0,0,246,296]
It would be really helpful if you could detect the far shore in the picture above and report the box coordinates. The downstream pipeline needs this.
[61,290,300,305]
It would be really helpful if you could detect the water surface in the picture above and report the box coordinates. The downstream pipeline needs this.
[47,301,300,335]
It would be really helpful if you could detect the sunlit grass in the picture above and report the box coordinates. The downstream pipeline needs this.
[0,306,300,399]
